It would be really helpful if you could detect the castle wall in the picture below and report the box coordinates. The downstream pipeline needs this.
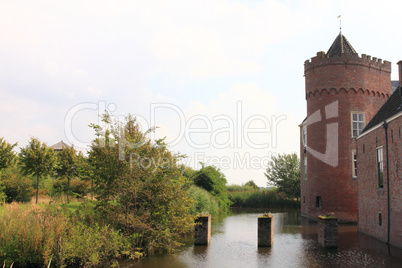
[357,115,402,248]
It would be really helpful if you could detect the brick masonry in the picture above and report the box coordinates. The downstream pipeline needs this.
[356,116,402,248]
[194,215,211,246]
[300,52,391,222]
[258,215,273,247]
[317,216,338,248]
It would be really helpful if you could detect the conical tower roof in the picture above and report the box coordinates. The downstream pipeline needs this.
[326,33,356,57]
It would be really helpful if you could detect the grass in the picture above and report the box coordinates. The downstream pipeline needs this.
[0,202,142,267]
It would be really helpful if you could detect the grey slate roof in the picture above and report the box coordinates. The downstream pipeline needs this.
[361,86,402,134]
[326,33,357,58]
[391,81,399,92]
[51,140,70,151]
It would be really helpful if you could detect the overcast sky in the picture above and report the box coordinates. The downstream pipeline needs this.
[1,0,401,186]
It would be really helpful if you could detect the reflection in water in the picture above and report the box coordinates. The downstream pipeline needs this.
[122,210,402,268]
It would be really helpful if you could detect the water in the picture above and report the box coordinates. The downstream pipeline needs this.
[121,210,402,268]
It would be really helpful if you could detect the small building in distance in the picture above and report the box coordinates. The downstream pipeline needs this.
[51,140,71,152]
[356,61,402,248]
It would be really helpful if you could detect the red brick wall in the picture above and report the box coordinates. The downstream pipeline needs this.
[300,53,391,222]
[357,116,402,248]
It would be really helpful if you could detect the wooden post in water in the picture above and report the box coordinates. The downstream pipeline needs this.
[258,214,273,247]
[317,216,338,248]
[194,215,211,245]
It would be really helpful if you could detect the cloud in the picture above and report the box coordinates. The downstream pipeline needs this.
[151,82,299,186]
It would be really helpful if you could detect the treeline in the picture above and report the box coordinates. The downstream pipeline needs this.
[226,184,299,209]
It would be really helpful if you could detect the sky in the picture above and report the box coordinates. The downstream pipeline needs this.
[1,0,401,187]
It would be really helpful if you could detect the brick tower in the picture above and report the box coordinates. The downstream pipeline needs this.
[300,33,392,222]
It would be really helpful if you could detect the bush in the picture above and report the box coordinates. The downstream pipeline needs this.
[52,178,91,199]
[193,165,232,212]
[187,186,219,215]
[0,166,34,203]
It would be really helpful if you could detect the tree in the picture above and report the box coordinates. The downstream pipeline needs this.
[55,145,78,203]
[244,180,259,190]
[19,137,57,204]
[193,165,231,211]
[264,153,300,201]
[0,137,17,172]
[88,113,195,252]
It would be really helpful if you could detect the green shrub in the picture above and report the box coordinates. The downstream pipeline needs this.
[187,186,219,215]
[0,166,33,203]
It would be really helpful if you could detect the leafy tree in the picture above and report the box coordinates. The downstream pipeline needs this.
[193,165,232,211]
[0,137,17,172]
[264,153,300,201]
[19,137,57,204]
[88,113,195,252]
[55,145,78,203]
[75,152,94,199]
[244,180,259,190]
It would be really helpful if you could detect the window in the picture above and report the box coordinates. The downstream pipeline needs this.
[351,113,365,138]
[379,213,382,226]
[352,150,357,178]
[377,147,384,188]
[304,157,307,180]
[316,196,322,208]
[302,126,307,146]
[303,196,305,204]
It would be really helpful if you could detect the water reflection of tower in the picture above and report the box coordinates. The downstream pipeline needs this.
[299,33,391,222]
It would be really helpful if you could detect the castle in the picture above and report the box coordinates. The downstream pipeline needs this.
[299,33,401,247]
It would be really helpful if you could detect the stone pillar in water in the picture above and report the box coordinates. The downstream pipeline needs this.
[194,215,211,245]
[258,214,273,247]
[317,216,338,248]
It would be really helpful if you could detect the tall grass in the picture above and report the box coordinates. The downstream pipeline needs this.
[0,203,142,267]
[228,190,299,208]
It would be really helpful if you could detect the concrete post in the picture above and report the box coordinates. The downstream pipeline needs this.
[194,215,211,245]
[258,214,273,247]
[317,216,338,248]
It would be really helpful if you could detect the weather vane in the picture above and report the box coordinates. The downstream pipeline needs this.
[338,15,342,32]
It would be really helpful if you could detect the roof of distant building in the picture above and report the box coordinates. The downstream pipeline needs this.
[51,140,70,151]
[361,86,402,134]
[326,33,357,58]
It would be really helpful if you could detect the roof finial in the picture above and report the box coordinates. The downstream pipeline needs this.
[337,15,342,33]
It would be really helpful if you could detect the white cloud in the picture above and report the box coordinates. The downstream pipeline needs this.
[151,82,299,186]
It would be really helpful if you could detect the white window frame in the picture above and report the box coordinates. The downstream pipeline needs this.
[302,125,307,147]
[377,146,384,188]
[351,112,365,138]
[352,150,357,179]
[304,157,307,180]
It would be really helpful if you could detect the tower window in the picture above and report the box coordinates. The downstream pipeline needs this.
[351,112,365,138]
[304,157,307,180]
[379,213,382,226]
[377,147,384,188]
[302,126,307,146]
[316,196,322,208]
[352,150,357,179]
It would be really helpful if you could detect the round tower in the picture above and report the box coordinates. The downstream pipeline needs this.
[300,33,391,222]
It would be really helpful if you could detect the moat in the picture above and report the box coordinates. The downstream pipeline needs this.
[121,209,402,267]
